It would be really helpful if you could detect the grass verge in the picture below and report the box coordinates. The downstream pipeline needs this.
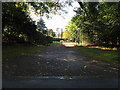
[2,44,46,61]
[48,41,61,46]
[75,46,119,65]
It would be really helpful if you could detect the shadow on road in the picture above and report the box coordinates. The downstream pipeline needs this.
[2,43,119,88]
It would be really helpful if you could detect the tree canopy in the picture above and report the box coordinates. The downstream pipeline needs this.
[2,2,60,45]
[2,1,120,48]
[66,2,120,48]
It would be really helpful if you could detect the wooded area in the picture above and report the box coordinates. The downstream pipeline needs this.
[2,2,119,85]
[2,2,57,45]
[2,2,120,48]
[64,2,120,48]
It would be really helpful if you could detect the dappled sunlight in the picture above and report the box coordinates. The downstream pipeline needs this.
[56,58,77,61]
[86,60,99,64]
[2,1,119,80]
[111,67,119,71]
[62,42,77,47]
[88,46,117,51]
[91,60,98,63]
[62,58,76,61]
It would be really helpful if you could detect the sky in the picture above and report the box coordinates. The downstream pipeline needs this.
[29,1,80,33]
[43,1,80,33]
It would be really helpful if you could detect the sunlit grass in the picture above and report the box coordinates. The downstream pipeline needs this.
[88,46,117,51]
[76,46,119,64]
[48,41,61,46]
[2,44,46,61]
[53,41,61,44]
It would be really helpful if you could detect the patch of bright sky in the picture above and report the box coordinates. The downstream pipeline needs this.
[44,1,79,32]
[29,1,80,33]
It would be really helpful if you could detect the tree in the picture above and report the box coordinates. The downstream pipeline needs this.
[66,21,78,42]
[37,18,47,34]
[62,30,71,40]
[67,2,120,47]
[47,29,56,37]
[2,2,53,45]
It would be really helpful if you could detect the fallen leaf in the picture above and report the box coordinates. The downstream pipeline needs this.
[84,65,87,69]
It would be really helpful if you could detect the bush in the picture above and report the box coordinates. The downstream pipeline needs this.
[53,38,64,41]
[45,36,53,44]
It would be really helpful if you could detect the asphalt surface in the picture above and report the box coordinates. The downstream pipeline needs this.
[2,43,119,88]
[2,76,119,88]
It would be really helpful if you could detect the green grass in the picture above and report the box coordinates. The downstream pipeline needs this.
[53,41,61,44]
[75,46,119,64]
[2,44,46,60]
[2,41,61,60]
[48,41,61,46]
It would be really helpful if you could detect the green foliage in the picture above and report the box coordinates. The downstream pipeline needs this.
[53,38,64,41]
[29,2,62,16]
[47,29,56,37]
[67,2,120,48]
[3,44,46,61]
[37,18,47,33]
[66,21,78,41]
[45,36,53,44]
[2,2,53,45]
